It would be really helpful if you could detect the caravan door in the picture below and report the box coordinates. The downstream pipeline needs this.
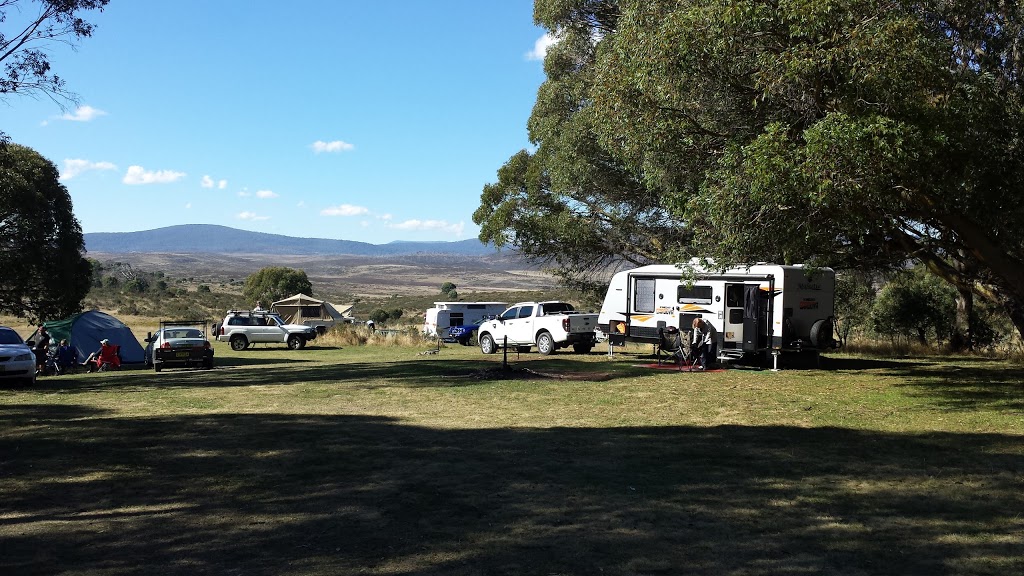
[722,284,745,349]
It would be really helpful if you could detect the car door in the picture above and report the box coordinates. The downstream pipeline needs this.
[509,305,535,345]
[495,306,520,345]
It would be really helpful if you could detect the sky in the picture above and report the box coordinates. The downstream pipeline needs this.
[1,1,556,244]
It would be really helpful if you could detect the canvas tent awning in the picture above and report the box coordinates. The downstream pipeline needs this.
[271,293,344,324]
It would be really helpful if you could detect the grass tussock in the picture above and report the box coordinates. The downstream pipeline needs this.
[317,324,434,348]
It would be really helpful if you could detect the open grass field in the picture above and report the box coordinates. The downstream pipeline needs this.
[2,341,1022,575]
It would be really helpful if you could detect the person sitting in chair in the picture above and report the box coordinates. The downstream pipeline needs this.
[691,317,718,371]
[56,339,77,375]
[85,339,121,372]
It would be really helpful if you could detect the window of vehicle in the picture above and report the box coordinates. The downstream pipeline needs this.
[0,328,23,345]
[677,284,713,304]
[518,306,534,318]
[540,302,575,315]
[726,284,744,308]
[228,317,251,326]
[635,279,656,313]
[500,307,519,320]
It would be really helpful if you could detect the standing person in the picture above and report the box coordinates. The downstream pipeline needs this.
[32,325,51,376]
[691,317,718,370]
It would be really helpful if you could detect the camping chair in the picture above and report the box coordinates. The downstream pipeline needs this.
[657,326,695,369]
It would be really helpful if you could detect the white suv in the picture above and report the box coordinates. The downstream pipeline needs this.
[215,310,317,351]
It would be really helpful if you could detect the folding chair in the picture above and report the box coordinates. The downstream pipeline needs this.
[657,326,696,370]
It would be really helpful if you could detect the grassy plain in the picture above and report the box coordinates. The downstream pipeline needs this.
[1,340,1022,575]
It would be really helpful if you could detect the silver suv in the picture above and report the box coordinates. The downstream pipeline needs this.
[215,310,317,351]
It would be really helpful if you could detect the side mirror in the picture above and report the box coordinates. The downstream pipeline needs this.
[146,332,153,342]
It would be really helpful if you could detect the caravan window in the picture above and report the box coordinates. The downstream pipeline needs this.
[726,284,745,308]
[677,285,712,304]
[634,279,656,313]
[449,312,464,327]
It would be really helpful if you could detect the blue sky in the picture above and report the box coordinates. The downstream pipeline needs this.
[2,1,555,244]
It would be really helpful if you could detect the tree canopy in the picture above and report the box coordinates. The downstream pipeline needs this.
[242,267,313,306]
[0,143,92,320]
[477,0,1024,335]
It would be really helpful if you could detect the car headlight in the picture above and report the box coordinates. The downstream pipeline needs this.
[14,353,33,361]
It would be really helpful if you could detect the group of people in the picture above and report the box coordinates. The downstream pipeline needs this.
[29,325,121,375]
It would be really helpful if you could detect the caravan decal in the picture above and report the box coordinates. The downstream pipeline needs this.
[680,304,712,313]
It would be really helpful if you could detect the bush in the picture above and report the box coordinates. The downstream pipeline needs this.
[870,268,955,346]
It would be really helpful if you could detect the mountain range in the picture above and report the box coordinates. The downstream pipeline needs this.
[84,224,500,256]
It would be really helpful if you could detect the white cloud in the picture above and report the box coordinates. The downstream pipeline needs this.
[185,202,192,209]
[311,140,355,153]
[60,158,117,180]
[237,190,251,197]
[123,165,186,185]
[256,190,278,199]
[202,175,229,189]
[237,211,269,221]
[389,219,465,235]
[526,32,558,61]
[320,204,369,216]
[60,105,107,122]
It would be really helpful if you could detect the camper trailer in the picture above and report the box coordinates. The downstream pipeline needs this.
[423,302,508,339]
[598,264,837,364]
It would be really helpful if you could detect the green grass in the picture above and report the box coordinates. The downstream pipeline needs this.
[1,343,1022,575]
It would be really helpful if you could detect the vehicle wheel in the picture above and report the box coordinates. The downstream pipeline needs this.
[459,338,472,346]
[287,335,302,350]
[203,359,214,370]
[479,334,496,354]
[537,332,555,355]
[573,342,594,354]
[298,338,307,349]
[230,335,248,351]
[154,363,162,372]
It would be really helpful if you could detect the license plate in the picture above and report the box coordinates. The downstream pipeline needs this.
[175,351,191,358]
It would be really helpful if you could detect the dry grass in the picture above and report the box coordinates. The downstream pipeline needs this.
[1,328,1023,574]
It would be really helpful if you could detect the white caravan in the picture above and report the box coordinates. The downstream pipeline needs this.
[422,302,509,338]
[598,264,837,363]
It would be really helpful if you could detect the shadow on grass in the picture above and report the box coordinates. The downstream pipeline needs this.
[886,363,1024,413]
[18,356,638,394]
[1,405,1021,575]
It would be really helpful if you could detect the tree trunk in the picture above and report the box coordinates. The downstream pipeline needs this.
[950,287,974,351]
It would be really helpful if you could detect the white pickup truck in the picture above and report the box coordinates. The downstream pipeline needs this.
[477,301,598,355]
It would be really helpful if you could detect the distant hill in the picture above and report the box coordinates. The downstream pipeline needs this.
[84,224,500,256]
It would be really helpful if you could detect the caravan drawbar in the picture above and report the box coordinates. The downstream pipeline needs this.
[597,264,837,362]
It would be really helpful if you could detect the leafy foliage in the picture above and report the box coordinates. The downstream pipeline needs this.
[482,0,1024,336]
[0,1,110,141]
[242,267,313,306]
[870,268,956,345]
[0,143,91,320]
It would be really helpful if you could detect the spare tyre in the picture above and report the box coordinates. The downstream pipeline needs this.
[809,318,836,349]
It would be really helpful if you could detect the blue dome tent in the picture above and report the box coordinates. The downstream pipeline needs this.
[43,310,145,364]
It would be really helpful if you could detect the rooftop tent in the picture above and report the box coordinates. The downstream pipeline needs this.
[43,310,146,364]
[271,293,343,325]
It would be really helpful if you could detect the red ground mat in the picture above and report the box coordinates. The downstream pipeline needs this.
[635,363,727,372]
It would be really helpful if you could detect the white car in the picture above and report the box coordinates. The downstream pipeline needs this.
[0,326,37,387]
